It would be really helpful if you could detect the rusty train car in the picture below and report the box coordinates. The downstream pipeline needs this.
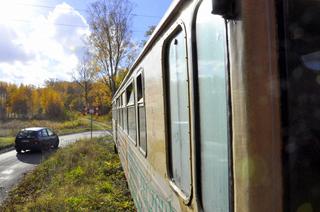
[112,0,320,211]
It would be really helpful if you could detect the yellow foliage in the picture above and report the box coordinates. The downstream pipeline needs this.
[0,79,113,120]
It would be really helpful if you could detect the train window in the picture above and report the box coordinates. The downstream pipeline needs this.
[119,97,122,128]
[127,83,136,142]
[137,74,143,101]
[117,98,120,126]
[136,72,147,154]
[122,92,127,131]
[117,98,121,126]
[279,0,320,211]
[165,28,191,197]
[112,103,116,122]
[195,0,230,211]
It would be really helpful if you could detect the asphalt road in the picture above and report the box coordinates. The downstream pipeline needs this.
[0,130,111,204]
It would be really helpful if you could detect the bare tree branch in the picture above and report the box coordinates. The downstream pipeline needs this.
[73,53,96,106]
[87,0,134,96]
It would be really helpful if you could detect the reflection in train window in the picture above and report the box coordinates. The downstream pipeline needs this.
[137,74,143,102]
[195,0,230,210]
[127,82,136,142]
[115,99,119,125]
[136,73,147,154]
[280,0,320,211]
[166,29,191,197]
[122,92,127,131]
[119,97,123,128]
[117,99,120,126]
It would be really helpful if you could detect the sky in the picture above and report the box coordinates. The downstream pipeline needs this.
[0,0,172,86]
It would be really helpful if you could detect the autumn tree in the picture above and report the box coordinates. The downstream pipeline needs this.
[11,85,32,118]
[41,88,65,119]
[115,68,129,89]
[31,89,41,118]
[0,82,8,120]
[46,93,64,119]
[0,78,115,120]
[89,79,112,113]
[87,0,134,96]
[4,83,16,118]
[65,82,83,111]
[73,54,96,107]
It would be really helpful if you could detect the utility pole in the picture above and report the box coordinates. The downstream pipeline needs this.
[91,112,93,139]
[89,108,94,140]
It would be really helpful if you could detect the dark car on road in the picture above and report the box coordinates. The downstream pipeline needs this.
[15,127,59,153]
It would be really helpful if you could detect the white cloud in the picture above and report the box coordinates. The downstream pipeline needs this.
[0,25,33,63]
[49,3,89,52]
[0,2,90,86]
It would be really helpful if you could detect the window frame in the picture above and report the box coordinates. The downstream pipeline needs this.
[190,0,234,211]
[162,22,193,203]
[121,92,127,131]
[116,98,120,127]
[126,80,137,145]
[135,68,147,156]
[119,96,122,129]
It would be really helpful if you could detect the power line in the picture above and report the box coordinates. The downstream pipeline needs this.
[12,3,161,18]
[19,3,87,12]
[6,18,146,32]
[9,19,88,28]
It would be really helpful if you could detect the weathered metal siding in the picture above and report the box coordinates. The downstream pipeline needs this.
[228,0,283,211]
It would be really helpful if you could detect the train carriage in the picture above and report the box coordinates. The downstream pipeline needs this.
[112,0,320,211]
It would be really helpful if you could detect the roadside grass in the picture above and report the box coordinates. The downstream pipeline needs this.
[0,137,14,150]
[0,136,135,212]
[0,113,111,151]
[80,115,112,131]
[0,117,111,137]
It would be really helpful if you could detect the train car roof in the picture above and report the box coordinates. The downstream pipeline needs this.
[113,0,188,101]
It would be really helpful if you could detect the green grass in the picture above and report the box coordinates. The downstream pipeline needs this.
[0,137,14,150]
[0,137,135,212]
[80,116,112,131]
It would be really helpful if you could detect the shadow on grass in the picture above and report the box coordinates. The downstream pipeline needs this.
[16,149,58,165]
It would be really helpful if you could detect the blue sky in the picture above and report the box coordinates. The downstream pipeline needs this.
[0,0,172,85]
[26,0,171,41]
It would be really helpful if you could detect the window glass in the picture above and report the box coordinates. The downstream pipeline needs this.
[41,129,48,137]
[17,130,37,138]
[112,104,115,120]
[122,93,127,131]
[136,72,147,154]
[117,99,120,126]
[280,0,320,211]
[119,98,122,128]
[128,106,136,141]
[137,74,143,102]
[127,83,134,105]
[167,29,191,196]
[127,82,136,141]
[47,129,54,136]
[138,105,146,152]
[196,1,230,211]
[113,103,117,122]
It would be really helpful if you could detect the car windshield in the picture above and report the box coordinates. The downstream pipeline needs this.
[17,130,38,138]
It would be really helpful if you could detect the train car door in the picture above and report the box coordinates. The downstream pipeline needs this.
[193,0,232,211]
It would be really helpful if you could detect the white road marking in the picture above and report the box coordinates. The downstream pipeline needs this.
[0,130,111,204]
[1,169,13,175]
